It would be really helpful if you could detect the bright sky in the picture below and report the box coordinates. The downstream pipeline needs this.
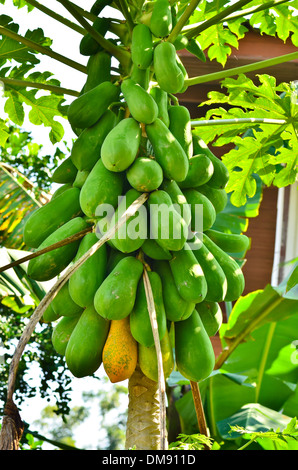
[0,0,128,450]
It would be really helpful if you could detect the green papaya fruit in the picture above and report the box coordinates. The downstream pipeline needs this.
[106,250,130,275]
[94,256,144,320]
[161,179,191,226]
[52,281,84,317]
[79,159,124,218]
[168,105,193,159]
[196,184,228,213]
[68,232,107,308]
[193,135,229,189]
[110,188,147,253]
[130,270,167,347]
[145,118,189,182]
[52,314,81,356]
[121,78,158,124]
[79,17,110,56]
[138,327,174,381]
[150,0,172,37]
[173,33,189,51]
[148,190,188,252]
[101,118,141,172]
[153,42,184,94]
[152,260,195,321]
[169,244,208,304]
[191,235,227,303]
[126,156,163,192]
[23,187,82,248]
[71,109,116,171]
[131,23,153,69]
[130,63,150,90]
[67,81,120,129]
[141,239,172,261]
[174,309,215,382]
[196,301,223,337]
[178,154,214,189]
[27,217,88,282]
[202,233,245,302]
[73,170,89,188]
[176,54,189,93]
[149,86,169,127]
[65,305,110,378]
[51,183,72,200]
[51,157,77,184]
[43,302,60,323]
[84,50,111,93]
[183,188,216,232]
[204,229,251,254]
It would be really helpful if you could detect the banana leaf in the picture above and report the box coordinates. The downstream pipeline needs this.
[0,163,50,249]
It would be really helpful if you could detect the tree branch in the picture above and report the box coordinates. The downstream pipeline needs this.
[0,76,79,97]
[0,226,93,274]
[191,118,287,127]
[56,0,131,69]
[184,0,254,39]
[167,0,203,44]
[184,51,298,86]
[0,26,87,74]
[24,0,86,35]
[190,381,210,446]
[222,0,294,23]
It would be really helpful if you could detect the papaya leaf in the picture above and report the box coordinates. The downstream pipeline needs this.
[221,284,298,347]
[0,118,9,146]
[249,2,298,46]
[0,16,51,66]
[187,0,249,66]
[194,75,298,206]
[1,64,67,143]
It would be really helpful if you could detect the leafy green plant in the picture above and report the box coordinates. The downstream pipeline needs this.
[0,0,298,452]
[193,75,298,206]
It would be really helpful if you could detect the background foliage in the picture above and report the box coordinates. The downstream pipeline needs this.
[0,0,298,450]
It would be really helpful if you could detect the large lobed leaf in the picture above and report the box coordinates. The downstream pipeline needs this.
[193,74,298,206]
[183,0,298,66]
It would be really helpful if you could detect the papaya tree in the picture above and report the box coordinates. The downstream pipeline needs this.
[0,0,298,451]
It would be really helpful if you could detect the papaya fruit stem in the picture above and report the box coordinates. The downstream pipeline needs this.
[168,93,179,105]
[3,193,148,411]
[119,0,135,33]
[137,250,151,271]
[143,268,168,450]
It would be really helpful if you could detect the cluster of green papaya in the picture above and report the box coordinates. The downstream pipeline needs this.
[23,0,249,384]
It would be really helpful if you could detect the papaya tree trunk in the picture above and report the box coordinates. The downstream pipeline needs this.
[125,365,168,450]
